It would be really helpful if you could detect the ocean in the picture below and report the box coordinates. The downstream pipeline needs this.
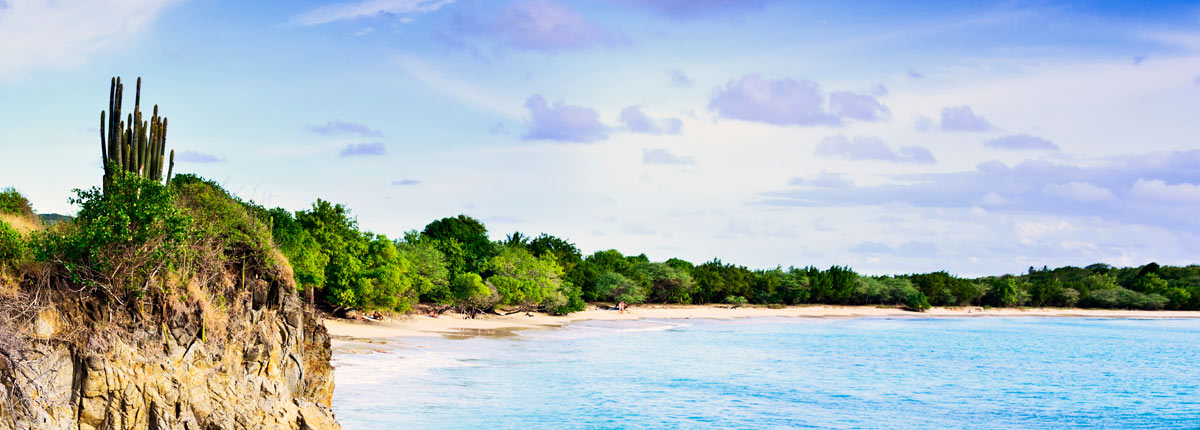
[332,317,1200,429]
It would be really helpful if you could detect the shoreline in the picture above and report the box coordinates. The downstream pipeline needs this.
[323,304,1200,340]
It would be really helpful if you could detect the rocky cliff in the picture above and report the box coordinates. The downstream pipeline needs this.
[0,284,339,430]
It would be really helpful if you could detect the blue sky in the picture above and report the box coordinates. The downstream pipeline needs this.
[2,0,1200,276]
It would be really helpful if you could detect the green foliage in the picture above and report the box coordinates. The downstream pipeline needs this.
[904,291,931,312]
[0,188,33,218]
[694,259,754,304]
[724,295,748,306]
[421,215,496,276]
[396,238,451,304]
[286,199,417,311]
[0,221,26,262]
[178,194,1200,314]
[172,175,276,266]
[1076,272,1169,309]
[853,276,917,305]
[34,170,190,292]
[997,278,1022,307]
[547,282,585,315]
[638,262,697,304]
[804,265,858,304]
[451,272,497,309]
[487,247,565,309]
[268,207,327,290]
[595,271,646,304]
[526,233,582,272]
[911,271,979,306]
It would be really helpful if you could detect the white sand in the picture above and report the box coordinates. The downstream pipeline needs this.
[324,305,1200,340]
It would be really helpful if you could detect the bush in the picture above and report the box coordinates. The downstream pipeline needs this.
[595,271,646,304]
[0,221,25,262]
[172,175,277,271]
[904,291,931,312]
[724,295,748,307]
[0,188,33,218]
[546,282,585,315]
[34,170,190,293]
[451,272,497,310]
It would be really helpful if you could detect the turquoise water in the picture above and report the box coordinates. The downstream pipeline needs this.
[332,317,1200,429]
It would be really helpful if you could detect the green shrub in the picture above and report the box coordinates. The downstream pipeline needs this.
[904,291,931,312]
[34,170,190,292]
[0,188,33,218]
[451,272,497,309]
[724,295,748,307]
[595,271,646,304]
[172,175,275,268]
[545,282,585,315]
[0,221,25,262]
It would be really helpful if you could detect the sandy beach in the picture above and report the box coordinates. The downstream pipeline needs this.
[323,305,1200,340]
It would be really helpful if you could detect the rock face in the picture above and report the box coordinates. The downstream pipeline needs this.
[0,292,339,430]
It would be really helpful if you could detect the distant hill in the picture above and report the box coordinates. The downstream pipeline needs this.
[37,213,73,225]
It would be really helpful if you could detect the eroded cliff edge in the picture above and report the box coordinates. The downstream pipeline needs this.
[0,284,339,430]
[0,176,341,430]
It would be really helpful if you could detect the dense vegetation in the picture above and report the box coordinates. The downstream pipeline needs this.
[248,195,1200,313]
[6,180,1199,316]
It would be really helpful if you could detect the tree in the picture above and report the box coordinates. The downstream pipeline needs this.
[997,278,1022,307]
[487,247,566,311]
[904,291,931,312]
[396,239,451,304]
[297,199,368,308]
[356,234,416,311]
[527,233,582,272]
[638,262,697,304]
[503,231,531,249]
[421,215,496,276]
[450,272,497,310]
[693,259,752,304]
[595,272,646,304]
[268,207,328,292]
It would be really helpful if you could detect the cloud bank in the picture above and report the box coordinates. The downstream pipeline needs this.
[709,74,888,127]
[814,135,935,164]
[522,94,610,142]
[985,134,1058,151]
[339,142,387,157]
[643,148,695,165]
[620,106,682,134]
[289,0,454,26]
[309,120,384,137]
[939,106,993,131]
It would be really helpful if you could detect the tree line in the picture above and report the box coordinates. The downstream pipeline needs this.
[262,198,1200,314]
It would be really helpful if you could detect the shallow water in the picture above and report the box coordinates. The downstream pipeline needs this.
[332,317,1200,429]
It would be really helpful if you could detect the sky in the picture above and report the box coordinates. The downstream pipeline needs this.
[2,0,1200,277]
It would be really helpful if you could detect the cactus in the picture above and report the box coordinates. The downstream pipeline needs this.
[100,76,173,190]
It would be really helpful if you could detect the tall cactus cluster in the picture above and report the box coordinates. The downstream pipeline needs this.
[100,77,174,189]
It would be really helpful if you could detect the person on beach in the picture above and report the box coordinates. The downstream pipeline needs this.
[618,301,626,314]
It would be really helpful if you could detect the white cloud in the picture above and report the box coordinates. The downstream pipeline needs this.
[1043,182,1116,203]
[0,0,175,80]
[288,0,454,26]
[643,148,695,165]
[979,192,1007,206]
[1131,178,1200,204]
